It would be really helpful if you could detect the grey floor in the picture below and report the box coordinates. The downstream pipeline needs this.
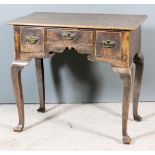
[0,102,155,150]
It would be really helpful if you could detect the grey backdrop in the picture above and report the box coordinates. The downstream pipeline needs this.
[0,4,153,103]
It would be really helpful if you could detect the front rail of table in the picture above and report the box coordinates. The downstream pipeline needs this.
[10,12,147,144]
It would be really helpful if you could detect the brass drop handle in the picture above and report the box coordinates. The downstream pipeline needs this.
[101,39,117,48]
[26,35,38,44]
[61,32,76,40]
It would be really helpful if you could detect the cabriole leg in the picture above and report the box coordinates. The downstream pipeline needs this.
[112,66,133,144]
[11,61,29,132]
[133,53,144,121]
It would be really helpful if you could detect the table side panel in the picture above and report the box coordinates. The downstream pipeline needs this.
[13,26,21,60]
[129,27,141,65]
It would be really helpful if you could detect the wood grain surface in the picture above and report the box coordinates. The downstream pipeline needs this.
[9,12,147,30]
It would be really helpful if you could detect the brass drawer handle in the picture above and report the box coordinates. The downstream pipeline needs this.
[61,32,76,40]
[26,35,38,44]
[101,39,117,48]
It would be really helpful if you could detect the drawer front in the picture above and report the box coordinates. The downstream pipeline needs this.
[20,27,44,53]
[95,31,122,58]
[45,28,94,54]
[46,28,93,44]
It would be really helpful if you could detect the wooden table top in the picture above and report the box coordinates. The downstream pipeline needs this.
[9,12,147,30]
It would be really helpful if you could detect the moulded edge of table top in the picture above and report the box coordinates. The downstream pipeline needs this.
[9,12,148,30]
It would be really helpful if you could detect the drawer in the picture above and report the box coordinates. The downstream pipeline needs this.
[45,28,94,54]
[95,31,122,58]
[46,28,93,44]
[20,27,44,53]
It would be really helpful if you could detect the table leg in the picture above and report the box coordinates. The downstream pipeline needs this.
[112,66,133,144]
[133,53,144,121]
[11,61,29,132]
[35,58,45,112]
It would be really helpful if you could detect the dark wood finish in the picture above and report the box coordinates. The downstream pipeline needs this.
[35,58,45,112]
[133,53,144,121]
[10,12,147,144]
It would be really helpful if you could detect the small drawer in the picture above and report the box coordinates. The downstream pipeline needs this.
[46,28,93,45]
[45,28,94,54]
[20,27,44,53]
[95,31,121,58]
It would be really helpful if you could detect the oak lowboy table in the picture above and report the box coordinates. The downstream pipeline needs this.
[10,12,147,144]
